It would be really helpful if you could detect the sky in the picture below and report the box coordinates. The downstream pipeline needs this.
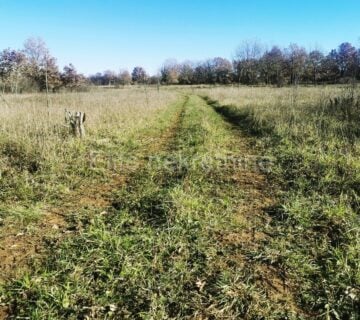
[0,0,359,75]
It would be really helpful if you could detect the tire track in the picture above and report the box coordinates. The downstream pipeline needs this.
[202,96,305,317]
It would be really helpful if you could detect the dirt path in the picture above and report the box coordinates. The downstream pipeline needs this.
[204,96,304,316]
[0,99,186,319]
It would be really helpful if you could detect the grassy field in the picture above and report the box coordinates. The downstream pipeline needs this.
[196,85,360,319]
[0,86,359,319]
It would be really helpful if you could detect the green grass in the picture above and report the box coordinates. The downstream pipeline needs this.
[1,95,302,319]
[199,85,360,319]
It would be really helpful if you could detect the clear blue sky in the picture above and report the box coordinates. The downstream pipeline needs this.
[0,0,359,75]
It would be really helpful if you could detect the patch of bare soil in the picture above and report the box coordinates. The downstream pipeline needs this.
[0,308,7,320]
[0,210,65,317]
[0,212,65,283]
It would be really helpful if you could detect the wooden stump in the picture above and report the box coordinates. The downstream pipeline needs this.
[65,110,86,138]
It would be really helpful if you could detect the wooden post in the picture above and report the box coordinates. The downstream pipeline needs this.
[65,109,86,138]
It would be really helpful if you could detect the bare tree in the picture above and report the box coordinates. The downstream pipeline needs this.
[285,43,308,85]
[23,38,60,107]
[178,62,194,85]
[234,40,264,84]
[118,69,131,86]
[306,50,324,84]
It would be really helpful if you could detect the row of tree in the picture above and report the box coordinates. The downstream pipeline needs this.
[89,67,152,86]
[2,39,360,93]
[156,41,360,86]
[88,41,360,87]
[0,37,86,93]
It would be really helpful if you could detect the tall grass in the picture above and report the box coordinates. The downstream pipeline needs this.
[0,88,179,211]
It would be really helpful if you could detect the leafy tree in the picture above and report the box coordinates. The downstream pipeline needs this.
[89,72,104,85]
[178,62,194,85]
[131,66,148,84]
[336,42,357,79]
[103,70,117,86]
[261,46,285,86]
[203,60,216,84]
[191,61,215,84]
[212,57,233,84]
[193,64,207,84]
[38,56,61,92]
[0,48,26,93]
[161,59,180,84]
[323,49,340,83]
[357,49,360,80]
[61,63,85,91]
[306,50,325,84]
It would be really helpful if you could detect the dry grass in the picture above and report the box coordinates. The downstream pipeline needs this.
[0,87,178,157]
[0,87,179,203]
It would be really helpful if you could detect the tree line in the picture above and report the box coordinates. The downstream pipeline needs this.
[1,38,360,93]
[89,41,360,87]
[0,37,86,93]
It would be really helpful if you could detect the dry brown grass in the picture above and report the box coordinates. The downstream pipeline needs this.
[0,87,178,155]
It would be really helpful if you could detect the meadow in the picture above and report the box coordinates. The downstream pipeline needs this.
[0,85,359,319]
